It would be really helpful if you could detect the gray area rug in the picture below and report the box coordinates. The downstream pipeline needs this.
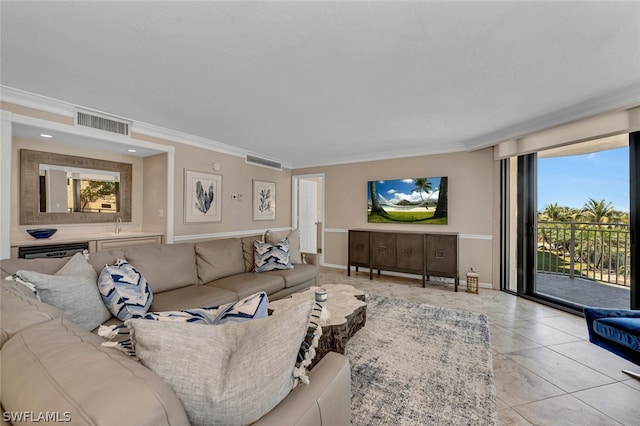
[346,294,497,425]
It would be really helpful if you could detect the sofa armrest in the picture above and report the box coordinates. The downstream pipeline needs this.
[302,252,318,266]
[252,352,351,426]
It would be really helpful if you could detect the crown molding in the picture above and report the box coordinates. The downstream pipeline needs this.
[1,85,291,168]
[463,84,640,152]
[0,86,75,117]
[293,141,466,169]
[131,121,249,160]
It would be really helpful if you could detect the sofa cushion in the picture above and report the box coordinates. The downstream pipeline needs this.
[266,229,303,265]
[128,300,315,426]
[195,238,246,283]
[594,317,640,351]
[14,253,111,331]
[0,257,69,279]
[125,243,197,293]
[254,239,294,272]
[98,259,153,321]
[265,264,319,288]
[206,272,285,299]
[150,284,237,312]
[88,248,126,275]
[0,317,190,426]
[241,234,263,272]
[0,282,64,347]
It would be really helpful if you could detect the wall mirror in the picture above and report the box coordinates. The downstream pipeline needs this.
[20,149,132,225]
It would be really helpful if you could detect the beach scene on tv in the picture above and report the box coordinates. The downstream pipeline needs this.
[368,177,448,224]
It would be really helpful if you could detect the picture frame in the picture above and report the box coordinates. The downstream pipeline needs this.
[253,180,276,221]
[184,170,222,223]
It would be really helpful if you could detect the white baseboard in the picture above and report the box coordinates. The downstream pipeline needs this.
[321,263,492,289]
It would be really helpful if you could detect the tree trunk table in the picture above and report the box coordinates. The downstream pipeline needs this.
[269,284,367,369]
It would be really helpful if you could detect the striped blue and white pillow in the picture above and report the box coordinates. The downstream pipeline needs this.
[99,291,269,356]
[254,239,294,272]
[135,291,268,325]
[98,259,153,321]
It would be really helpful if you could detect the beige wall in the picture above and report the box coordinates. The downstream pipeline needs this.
[171,142,291,239]
[294,148,497,287]
[142,153,168,233]
[7,104,292,244]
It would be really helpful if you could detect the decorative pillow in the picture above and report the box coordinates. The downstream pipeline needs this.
[266,229,303,264]
[99,292,269,355]
[254,239,294,272]
[293,301,328,385]
[98,259,153,321]
[127,300,315,426]
[15,253,111,330]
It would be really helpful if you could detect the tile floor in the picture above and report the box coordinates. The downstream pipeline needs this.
[318,267,640,425]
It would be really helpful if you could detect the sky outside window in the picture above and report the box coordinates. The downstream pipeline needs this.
[538,146,629,212]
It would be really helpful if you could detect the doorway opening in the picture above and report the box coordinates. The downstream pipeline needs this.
[502,131,639,312]
[292,174,324,265]
[536,136,630,309]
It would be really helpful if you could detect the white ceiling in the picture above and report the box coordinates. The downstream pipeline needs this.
[2,1,640,168]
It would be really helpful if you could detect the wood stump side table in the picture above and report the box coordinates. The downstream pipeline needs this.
[268,284,367,369]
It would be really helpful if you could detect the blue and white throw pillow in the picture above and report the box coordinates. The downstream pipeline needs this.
[99,291,269,356]
[98,259,153,321]
[293,301,329,386]
[254,239,294,272]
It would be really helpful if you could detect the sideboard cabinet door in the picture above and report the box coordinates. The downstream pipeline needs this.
[371,232,397,269]
[425,234,459,291]
[348,230,370,276]
[396,233,424,273]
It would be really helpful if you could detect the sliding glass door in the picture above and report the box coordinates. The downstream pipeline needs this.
[502,131,639,312]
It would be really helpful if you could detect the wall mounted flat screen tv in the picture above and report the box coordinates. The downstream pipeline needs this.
[367,177,448,224]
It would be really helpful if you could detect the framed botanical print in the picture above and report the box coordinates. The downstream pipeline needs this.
[184,170,222,222]
[253,180,275,221]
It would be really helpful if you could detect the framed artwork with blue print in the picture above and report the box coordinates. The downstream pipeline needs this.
[253,180,276,221]
[184,170,222,223]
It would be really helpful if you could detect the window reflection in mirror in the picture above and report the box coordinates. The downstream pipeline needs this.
[20,149,132,225]
[39,164,120,213]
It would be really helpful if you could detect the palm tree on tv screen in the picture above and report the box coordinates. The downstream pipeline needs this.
[433,177,448,219]
[412,178,432,209]
[369,181,388,216]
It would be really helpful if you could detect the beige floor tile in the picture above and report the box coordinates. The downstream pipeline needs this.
[506,347,614,392]
[493,318,582,346]
[513,394,621,425]
[498,407,534,425]
[489,324,541,354]
[549,341,640,381]
[622,378,640,391]
[492,353,564,407]
[537,314,590,340]
[574,383,640,426]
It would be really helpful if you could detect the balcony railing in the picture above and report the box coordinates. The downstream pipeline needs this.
[537,221,631,287]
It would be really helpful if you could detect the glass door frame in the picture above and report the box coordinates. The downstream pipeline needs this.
[501,131,639,312]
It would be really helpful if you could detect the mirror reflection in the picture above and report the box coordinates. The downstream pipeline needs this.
[20,148,132,225]
[39,164,120,213]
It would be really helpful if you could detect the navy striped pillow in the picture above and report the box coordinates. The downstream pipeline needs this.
[254,239,294,272]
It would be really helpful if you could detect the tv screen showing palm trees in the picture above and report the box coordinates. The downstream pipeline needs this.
[368,177,448,224]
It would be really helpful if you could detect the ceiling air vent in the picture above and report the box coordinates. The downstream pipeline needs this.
[75,109,131,136]
[246,154,282,170]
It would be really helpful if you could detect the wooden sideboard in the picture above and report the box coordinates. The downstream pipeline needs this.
[348,229,459,291]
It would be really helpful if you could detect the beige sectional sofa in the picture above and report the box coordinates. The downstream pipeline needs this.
[0,235,351,425]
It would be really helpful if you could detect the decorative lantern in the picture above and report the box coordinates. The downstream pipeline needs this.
[466,267,479,294]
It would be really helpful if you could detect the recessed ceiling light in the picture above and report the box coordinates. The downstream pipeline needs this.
[127,149,137,153]
[40,134,53,138]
